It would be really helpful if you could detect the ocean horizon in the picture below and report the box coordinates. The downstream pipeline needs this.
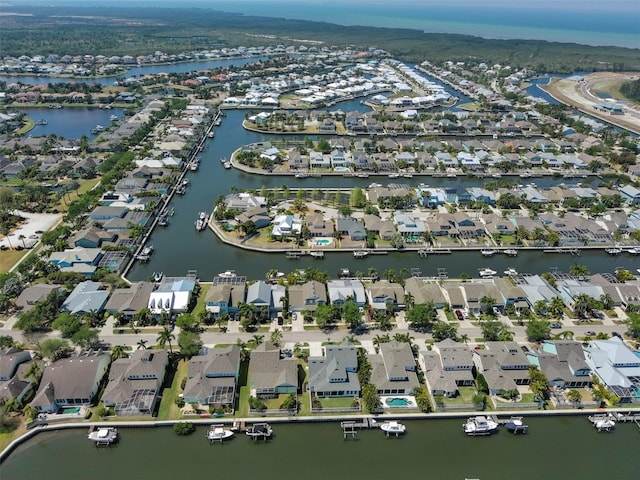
[31,0,637,49]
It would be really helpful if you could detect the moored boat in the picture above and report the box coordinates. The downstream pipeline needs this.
[379,420,406,436]
[246,423,273,440]
[480,249,497,257]
[142,245,154,256]
[606,248,622,256]
[152,272,163,282]
[463,416,499,436]
[505,417,528,434]
[88,427,118,445]
[479,268,497,278]
[353,250,369,258]
[503,249,518,257]
[503,268,518,276]
[206,425,234,443]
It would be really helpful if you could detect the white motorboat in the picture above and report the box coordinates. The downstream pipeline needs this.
[626,247,640,255]
[480,249,497,257]
[503,249,518,256]
[379,421,406,436]
[142,245,154,256]
[218,270,237,278]
[208,131,214,138]
[606,248,623,256]
[88,427,118,445]
[353,250,369,258]
[589,414,616,432]
[388,173,400,178]
[309,251,325,259]
[479,268,497,278]
[295,173,309,178]
[152,272,163,282]
[199,211,207,220]
[109,114,118,121]
[463,416,499,436]
[195,219,205,231]
[246,423,273,440]
[206,425,235,442]
[224,161,232,169]
[503,268,518,276]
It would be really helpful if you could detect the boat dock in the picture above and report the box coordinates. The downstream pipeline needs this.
[341,419,375,439]
[543,248,581,256]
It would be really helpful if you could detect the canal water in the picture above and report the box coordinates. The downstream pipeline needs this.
[2,417,638,479]
[128,107,639,281]
[4,58,637,280]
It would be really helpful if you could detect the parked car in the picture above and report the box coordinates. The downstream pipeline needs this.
[454,310,464,320]
[612,331,623,339]
[550,323,562,329]
[586,331,596,336]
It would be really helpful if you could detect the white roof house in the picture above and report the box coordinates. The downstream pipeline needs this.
[148,278,195,315]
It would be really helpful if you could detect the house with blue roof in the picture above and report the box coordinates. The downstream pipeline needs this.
[468,187,496,206]
[61,281,109,315]
[417,187,446,208]
[621,185,640,205]
[584,337,640,403]
[49,247,103,276]
[393,212,426,240]
[327,279,366,307]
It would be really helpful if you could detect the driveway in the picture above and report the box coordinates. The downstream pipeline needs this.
[0,211,61,249]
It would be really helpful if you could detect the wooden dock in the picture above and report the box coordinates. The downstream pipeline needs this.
[341,419,373,439]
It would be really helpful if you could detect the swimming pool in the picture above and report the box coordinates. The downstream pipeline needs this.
[385,397,412,407]
[316,239,331,246]
[60,407,81,414]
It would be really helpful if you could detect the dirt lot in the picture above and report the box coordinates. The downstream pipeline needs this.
[542,72,640,134]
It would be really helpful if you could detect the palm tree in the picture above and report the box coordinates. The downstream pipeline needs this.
[111,345,129,360]
[157,326,175,353]
[599,293,614,311]
[459,333,470,345]
[250,334,264,348]
[480,296,496,316]
[569,263,589,279]
[404,292,415,310]
[270,328,283,347]
[549,297,565,318]
[24,362,42,384]
[136,339,148,350]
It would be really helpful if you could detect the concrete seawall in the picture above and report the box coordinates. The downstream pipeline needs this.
[1,406,631,464]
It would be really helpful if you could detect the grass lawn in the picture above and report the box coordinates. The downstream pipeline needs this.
[0,416,26,453]
[318,396,358,409]
[192,284,210,318]
[437,386,480,406]
[157,359,189,420]
[0,249,29,273]
[53,178,101,212]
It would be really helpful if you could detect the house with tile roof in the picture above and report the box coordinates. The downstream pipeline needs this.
[369,341,419,396]
[183,345,241,409]
[288,280,326,312]
[419,339,475,397]
[473,342,531,395]
[308,343,360,398]
[0,348,39,403]
[31,351,111,413]
[528,340,591,389]
[104,282,155,320]
[248,342,297,398]
[101,349,168,415]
